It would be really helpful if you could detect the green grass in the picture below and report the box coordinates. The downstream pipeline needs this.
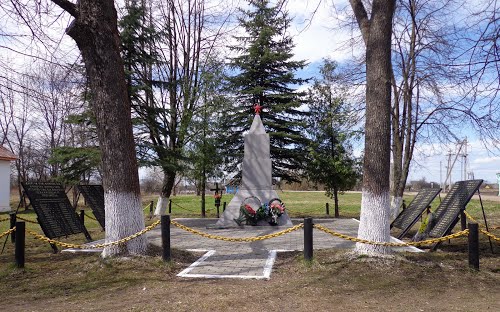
[142,191,364,218]
[2,191,499,234]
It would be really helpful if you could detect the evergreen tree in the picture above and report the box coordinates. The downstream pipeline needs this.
[49,111,101,185]
[186,56,229,216]
[222,0,309,183]
[119,0,157,108]
[306,59,361,217]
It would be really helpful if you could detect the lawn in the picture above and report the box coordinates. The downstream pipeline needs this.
[0,191,499,311]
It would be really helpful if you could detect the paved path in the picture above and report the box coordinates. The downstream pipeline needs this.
[145,218,421,280]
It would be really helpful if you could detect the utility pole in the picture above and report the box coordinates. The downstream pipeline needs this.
[440,160,443,190]
[444,139,467,191]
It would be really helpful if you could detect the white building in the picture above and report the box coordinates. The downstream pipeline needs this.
[0,146,17,212]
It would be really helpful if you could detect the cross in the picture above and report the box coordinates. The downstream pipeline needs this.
[210,182,220,194]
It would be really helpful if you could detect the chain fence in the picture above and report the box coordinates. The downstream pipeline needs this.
[463,210,500,242]
[313,224,469,246]
[171,220,304,242]
[4,212,498,251]
[0,227,16,239]
[25,220,160,249]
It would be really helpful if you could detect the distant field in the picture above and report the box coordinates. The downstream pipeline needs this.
[142,191,499,226]
[2,191,498,232]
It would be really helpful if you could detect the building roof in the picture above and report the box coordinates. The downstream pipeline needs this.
[0,145,18,161]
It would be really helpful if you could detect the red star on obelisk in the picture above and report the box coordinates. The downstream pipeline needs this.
[253,103,262,115]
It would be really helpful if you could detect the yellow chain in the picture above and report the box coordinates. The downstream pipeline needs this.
[480,229,500,242]
[0,227,15,239]
[463,210,480,225]
[463,210,500,232]
[0,217,10,223]
[313,224,469,246]
[171,220,304,242]
[26,220,160,249]
[15,215,39,224]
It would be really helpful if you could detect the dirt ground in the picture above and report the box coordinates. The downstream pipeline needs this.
[1,242,499,312]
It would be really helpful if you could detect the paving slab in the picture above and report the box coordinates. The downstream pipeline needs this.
[65,218,422,280]
[146,218,422,280]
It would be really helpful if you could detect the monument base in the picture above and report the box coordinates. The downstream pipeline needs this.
[214,188,292,228]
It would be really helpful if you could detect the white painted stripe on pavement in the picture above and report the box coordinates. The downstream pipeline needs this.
[262,250,277,279]
[177,250,215,277]
[177,249,278,280]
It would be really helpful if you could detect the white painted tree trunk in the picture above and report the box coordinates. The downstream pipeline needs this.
[390,196,402,220]
[102,191,147,257]
[356,190,392,255]
[154,195,169,216]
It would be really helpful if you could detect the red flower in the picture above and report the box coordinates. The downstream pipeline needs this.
[271,203,285,213]
[245,204,256,215]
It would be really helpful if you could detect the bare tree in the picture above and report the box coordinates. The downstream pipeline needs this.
[389,0,500,217]
[349,0,396,255]
[0,78,33,207]
[122,0,234,216]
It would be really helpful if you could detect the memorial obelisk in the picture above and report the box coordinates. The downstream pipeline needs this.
[216,105,292,227]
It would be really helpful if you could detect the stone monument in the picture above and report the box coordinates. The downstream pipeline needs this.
[215,105,292,227]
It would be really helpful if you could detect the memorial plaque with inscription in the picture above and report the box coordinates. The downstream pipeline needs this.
[429,179,483,238]
[78,184,105,229]
[22,182,91,241]
[391,188,441,239]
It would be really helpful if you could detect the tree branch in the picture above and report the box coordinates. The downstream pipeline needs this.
[51,0,78,18]
[349,0,370,45]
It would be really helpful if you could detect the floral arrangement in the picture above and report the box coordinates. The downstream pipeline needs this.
[213,193,222,199]
[234,197,286,226]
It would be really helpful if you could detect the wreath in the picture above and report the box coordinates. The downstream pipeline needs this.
[233,196,286,226]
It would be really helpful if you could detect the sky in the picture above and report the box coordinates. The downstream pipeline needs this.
[281,0,500,185]
[1,0,498,186]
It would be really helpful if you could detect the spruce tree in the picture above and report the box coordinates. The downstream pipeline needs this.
[223,0,309,183]
[306,59,361,216]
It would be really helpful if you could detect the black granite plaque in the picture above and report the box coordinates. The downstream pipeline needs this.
[21,182,91,240]
[391,188,441,238]
[429,179,483,238]
[78,184,105,229]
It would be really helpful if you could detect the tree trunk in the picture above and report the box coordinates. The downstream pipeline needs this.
[333,187,339,218]
[56,0,147,257]
[155,170,176,215]
[350,0,396,255]
[201,168,206,217]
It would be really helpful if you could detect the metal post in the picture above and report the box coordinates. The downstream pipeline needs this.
[80,210,85,226]
[216,205,220,218]
[468,222,479,270]
[168,200,172,214]
[10,213,16,243]
[149,201,154,219]
[325,203,330,216]
[15,221,25,268]
[161,215,171,262]
[304,218,313,261]
[460,210,467,231]
[223,201,226,212]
